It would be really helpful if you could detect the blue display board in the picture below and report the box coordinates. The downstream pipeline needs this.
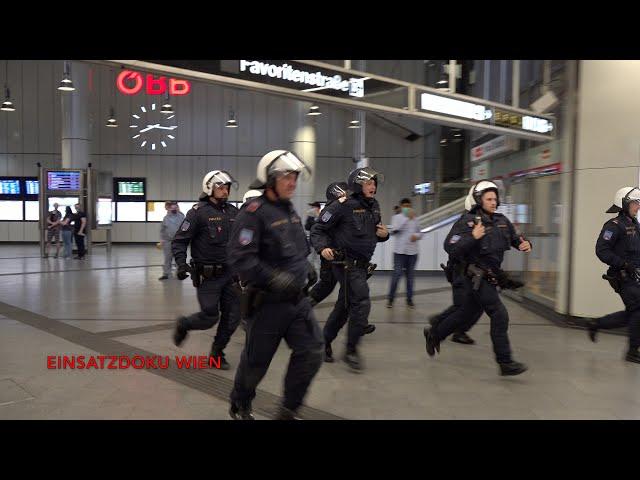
[47,171,81,191]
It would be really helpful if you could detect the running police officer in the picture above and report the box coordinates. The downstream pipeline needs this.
[228,150,322,421]
[423,180,531,376]
[310,167,389,371]
[587,186,640,364]
[172,170,241,370]
[308,182,349,307]
[428,189,483,345]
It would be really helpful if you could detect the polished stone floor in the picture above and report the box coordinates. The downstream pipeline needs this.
[1,244,639,420]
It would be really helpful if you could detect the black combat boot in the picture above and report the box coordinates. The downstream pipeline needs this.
[625,349,640,364]
[586,320,598,343]
[210,348,230,370]
[229,402,255,420]
[423,327,440,357]
[275,405,300,420]
[344,349,363,372]
[499,361,528,376]
[451,332,475,345]
[364,324,376,335]
[324,343,334,363]
[172,317,188,347]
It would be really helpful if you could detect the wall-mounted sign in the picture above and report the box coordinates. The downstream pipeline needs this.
[413,182,434,195]
[117,70,191,96]
[470,135,519,163]
[239,60,365,97]
[141,60,407,109]
[471,160,489,181]
[418,91,554,139]
[509,162,561,179]
[129,103,177,150]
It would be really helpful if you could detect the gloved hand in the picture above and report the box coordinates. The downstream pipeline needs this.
[268,270,299,297]
[366,263,377,279]
[307,262,318,288]
[623,262,636,276]
[176,263,191,281]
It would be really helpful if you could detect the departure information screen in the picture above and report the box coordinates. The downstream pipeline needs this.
[0,179,21,195]
[47,171,81,191]
[117,181,145,196]
[25,180,39,195]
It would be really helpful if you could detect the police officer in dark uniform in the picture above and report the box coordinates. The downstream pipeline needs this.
[428,191,483,345]
[310,167,390,371]
[588,186,640,364]
[423,180,531,376]
[228,150,323,421]
[172,170,241,370]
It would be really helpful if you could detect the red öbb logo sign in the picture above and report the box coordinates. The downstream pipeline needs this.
[117,70,191,96]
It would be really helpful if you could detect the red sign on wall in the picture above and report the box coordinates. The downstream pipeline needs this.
[117,70,191,96]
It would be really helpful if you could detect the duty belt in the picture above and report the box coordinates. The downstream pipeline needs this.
[340,258,370,269]
[196,263,226,279]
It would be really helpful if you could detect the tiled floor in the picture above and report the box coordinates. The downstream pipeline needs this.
[1,244,639,420]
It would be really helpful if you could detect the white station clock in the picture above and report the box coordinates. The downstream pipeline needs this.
[130,103,177,150]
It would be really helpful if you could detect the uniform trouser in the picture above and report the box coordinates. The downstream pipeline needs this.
[323,264,370,352]
[430,271,483,334]
[162,241,174,276]
[596,278,640,351]
[309,257,338,305]
[230,297,323,411]
[430,276,512,364]
[388,253,418,303]
[181,273,240,352]
[74,233,86,258]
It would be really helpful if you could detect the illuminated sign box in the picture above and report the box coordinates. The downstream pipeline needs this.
[47,171,81,191]
[414,182,434,195]
[0,178,21,196]
[418,92,554,138]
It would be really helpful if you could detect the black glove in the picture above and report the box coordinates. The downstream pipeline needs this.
[367,263,377,279]
[177,263,191,281]
[623,262,636,275]
[268,270,299,297]
[307,262,318,288]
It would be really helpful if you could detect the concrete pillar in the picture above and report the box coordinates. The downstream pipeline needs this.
[61,61,91,169]
[288,101,316,218]
[353,60,368,168]
[512,60,520,107]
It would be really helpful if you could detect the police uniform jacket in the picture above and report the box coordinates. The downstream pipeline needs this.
[310,194,389,262]
[172,199,239,266]
[596,212,640,273]
[227,195,310,290]
[444,207,528,271]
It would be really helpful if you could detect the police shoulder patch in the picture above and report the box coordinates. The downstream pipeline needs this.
[603,230,613,241]
[239,228,254,246]
[321,211,333,222]
[467,221,474,227]
[180,220,190,231]
[449,234,461,244]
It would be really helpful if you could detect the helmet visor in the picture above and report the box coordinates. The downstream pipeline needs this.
[209,171,239,191]
[354,167,385,185]
[267,151,312,181]
[626,187,640,204]
[328,183,349,200]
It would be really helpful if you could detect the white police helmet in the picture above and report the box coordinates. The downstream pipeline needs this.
[202,170,238,196]
[249,150,311,190]
[242,189,263,205]
[606,186,640,213]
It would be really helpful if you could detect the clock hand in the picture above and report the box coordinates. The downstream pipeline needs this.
[139,124,159,133]
[155,125,178,130]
